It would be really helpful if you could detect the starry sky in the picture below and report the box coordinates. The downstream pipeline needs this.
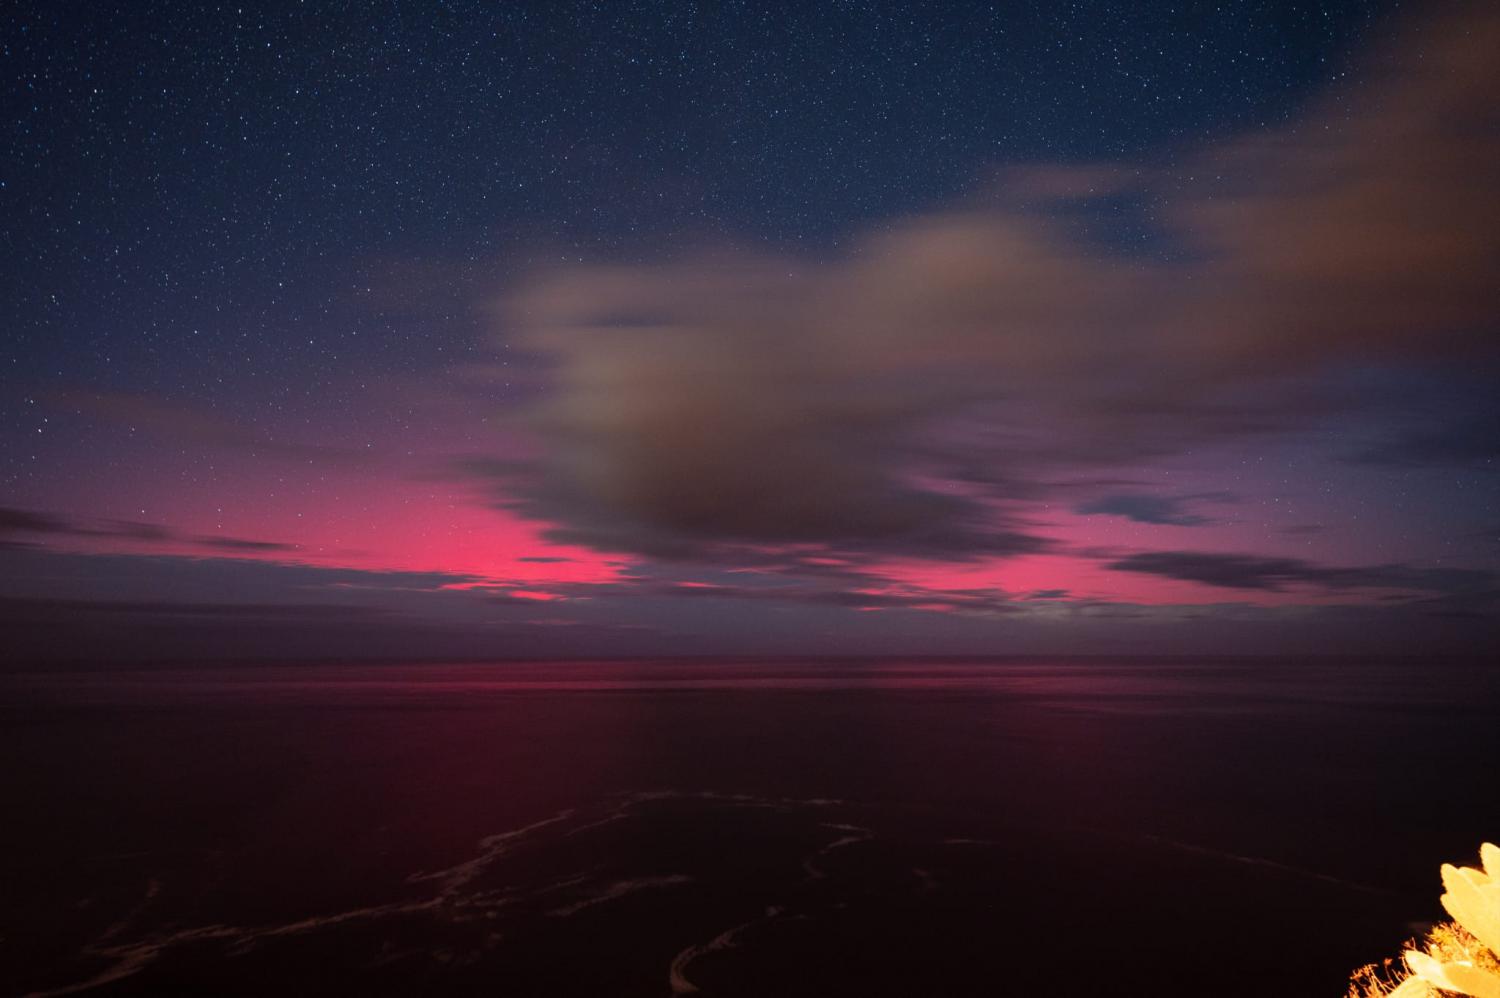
[3,0,1498,663]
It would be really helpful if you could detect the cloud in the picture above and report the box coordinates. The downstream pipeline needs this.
[1075,493,1234,526]
[0,597,394,622]
[0,507,74,543]
[538,575,1021,615]
[0,592,658,667]
[1165,5,1500,373]
[191,536,300,553]
[0,506,299,556]
[485,5,1500,567]
[3,544,1494,662]
[0,549,663,666]
[1348,416,1500,469]
[1105,550,1497,597]
[0,547,487,602]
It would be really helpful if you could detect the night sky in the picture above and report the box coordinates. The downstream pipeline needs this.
[3,1,1497,662]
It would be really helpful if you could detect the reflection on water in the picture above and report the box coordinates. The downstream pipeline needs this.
[2,659,1496,996]
[16,658,1499,706]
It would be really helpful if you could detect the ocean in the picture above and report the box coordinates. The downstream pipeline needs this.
[3,658,1496,997]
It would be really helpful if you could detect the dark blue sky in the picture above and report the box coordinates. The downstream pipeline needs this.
[3,1,1389,397]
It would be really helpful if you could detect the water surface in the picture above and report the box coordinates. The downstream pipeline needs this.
[3,658,1495,996]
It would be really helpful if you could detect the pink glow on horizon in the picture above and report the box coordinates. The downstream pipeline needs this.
[17,409,1422,610]
[500,589,570,601]
[38,470,628,586]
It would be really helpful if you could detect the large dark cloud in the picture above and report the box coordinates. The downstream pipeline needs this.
[484,6,1500,566]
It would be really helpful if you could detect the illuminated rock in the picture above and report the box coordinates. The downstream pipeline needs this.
[1401,843,1500,998]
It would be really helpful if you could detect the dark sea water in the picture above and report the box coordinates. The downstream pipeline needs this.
[2,658,1496,997]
